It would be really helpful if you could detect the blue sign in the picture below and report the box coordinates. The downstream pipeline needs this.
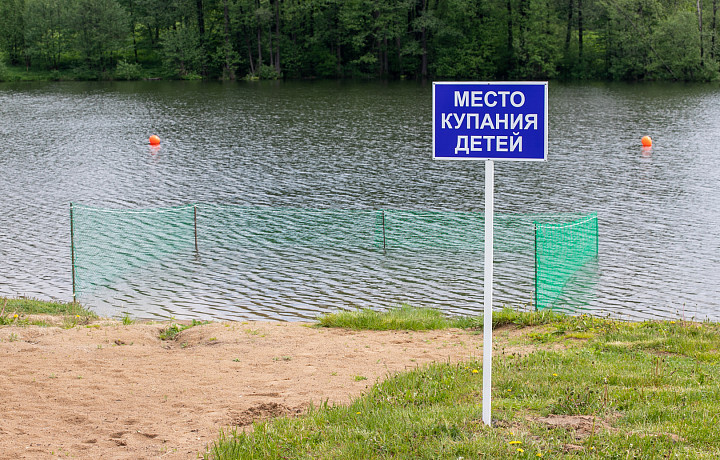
[433,82,548,161]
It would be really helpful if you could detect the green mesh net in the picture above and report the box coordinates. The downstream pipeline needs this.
[534,212,599,310]
[71,204,196,297]
[379,210,483,251]
[196,205,380,249]
[70,204,598,312]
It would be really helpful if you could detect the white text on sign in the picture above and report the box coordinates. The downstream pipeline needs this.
[442,91,539,154]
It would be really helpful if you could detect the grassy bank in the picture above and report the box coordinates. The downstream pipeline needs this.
[0,63,167,82]
[317,304,564,331]
[0,296,95,326]
[208,307,720,459]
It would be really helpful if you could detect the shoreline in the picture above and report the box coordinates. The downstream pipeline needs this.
[3,299,719,458]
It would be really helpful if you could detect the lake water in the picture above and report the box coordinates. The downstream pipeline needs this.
[1,80,718,321]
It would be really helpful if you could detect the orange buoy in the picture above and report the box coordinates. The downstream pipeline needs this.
[149,135,161,145]
[641,136,652,147]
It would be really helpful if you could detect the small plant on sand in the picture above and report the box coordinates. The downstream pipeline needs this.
[159,324,183,340]
[159,319,207,340]
[121,314,134,325]
[0,313,20,326]
[0,300,19,326]
[62,314,81,329]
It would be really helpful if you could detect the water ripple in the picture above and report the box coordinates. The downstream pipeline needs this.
[1,81,719,321]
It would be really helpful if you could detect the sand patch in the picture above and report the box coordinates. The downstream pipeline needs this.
[0,320,498,459]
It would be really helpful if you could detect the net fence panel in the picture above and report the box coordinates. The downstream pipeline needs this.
[196,205,380,250]
[534,212,599,310]
[70,204,599,318]
[378,211,574,252]
[381,210,484,251]
[72,204,195,297]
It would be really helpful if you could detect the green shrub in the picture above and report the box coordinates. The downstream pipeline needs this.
[258,64,281,80]
[115,60,143,80]
[180,71,203,80]
[0,58,8,82]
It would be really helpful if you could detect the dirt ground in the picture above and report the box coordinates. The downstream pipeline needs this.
[0,318,510,459]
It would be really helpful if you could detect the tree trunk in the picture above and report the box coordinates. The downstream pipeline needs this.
[372,8,382,76]
[196,0,206,36]
[223,0,235,80]
[129,0,138,62]
[257,26,263,71]
[336,41,342,76]
[565,0,573,51]
[256,0,263,71]
[196,0,207,76]
[507,0,514,68]
[578,0,583,60]
[421,0,428,78]
[712,0,717,60]
[275,0,281,74]
[396,36,402,73]
[247,35,255,76]
[519,0,528,62]
[383,36,389,75]
[697,0,705,66]
[269,23,274,69]
[421,26,428,77]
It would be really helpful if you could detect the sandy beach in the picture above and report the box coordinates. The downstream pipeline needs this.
[0,319,492,459]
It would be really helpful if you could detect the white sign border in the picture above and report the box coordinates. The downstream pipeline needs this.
[432,81,549,161]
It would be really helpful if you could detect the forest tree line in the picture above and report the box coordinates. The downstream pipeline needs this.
[0,0,718,81]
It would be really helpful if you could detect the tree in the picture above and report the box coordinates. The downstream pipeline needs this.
[66,0,130,70]
[24,0,69,69]
[161,22,203,76]
[2,0,719,80]
[221,0,236,79]
[0,0,27,65]
[653,10,709,79]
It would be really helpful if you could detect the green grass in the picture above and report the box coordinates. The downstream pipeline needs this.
[207,309,720,459]
[121,314,135,326]
[159,319,209,340]
[316,304,563,332]
[456,305,566,330]
[0,62,167,82]
[316,304,455,331]
[0,296,95,326]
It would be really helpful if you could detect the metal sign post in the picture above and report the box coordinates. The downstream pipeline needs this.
[483,159,494,425]
[432,81,548,426]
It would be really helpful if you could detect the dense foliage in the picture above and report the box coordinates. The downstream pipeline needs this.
[0,0,718,81]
